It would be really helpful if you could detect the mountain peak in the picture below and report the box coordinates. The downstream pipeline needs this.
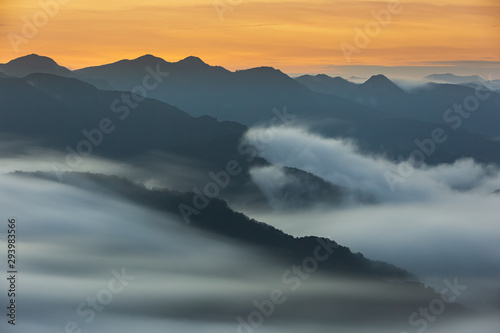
[131,54,169,66]
[425,73,486,84]
[238,66,283,75]
[236,66,293,81]
[177,56,208,67]
[362,74,402,90]
[4,54,58,67]
[358,74,406,97]
[363,74,391,83]
[0,54,74,78]
[135,54,164,61]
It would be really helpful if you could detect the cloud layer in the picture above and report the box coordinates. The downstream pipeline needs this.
[245,126,500,203]
[0,143,499,332]
[245,126,500,311]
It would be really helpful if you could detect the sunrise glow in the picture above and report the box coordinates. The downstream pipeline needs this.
[1,0,499,74]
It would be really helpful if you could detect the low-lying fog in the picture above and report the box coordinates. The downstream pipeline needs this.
[1,132,499,332]
[244,126,500,312]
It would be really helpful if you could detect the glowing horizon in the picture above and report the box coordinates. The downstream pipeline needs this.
[1,0,499,77]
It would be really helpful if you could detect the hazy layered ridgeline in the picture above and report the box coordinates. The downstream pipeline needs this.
[1,0,500,331]
[1,53,499,332]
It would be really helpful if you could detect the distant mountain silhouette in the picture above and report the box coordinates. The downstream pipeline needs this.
[360,74,405,93]
[176,55,211,68]
[73,55,500,163]
[425,73,486,84]
[296,74,406,104]
[297,73,500,138]
[75,55,311,124]
[0,54,75,78]
[424,73,500,92]
[75,54,231,90]
[357,74,407,107]
[4,55,500,164]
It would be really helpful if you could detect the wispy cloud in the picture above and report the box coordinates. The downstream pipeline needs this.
[410,60,500,67]
[245,126,500,312]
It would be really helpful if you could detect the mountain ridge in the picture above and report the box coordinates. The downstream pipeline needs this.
[425,73,486,84]
[3,55,500,163]
[0,54,75,78]
[14,170,414,280]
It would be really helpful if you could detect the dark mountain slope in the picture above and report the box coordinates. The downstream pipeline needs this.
[0,73,352,210]
[295,74,358,97]
[17,170,411,280]
[13,171,469,325]
[296,73,500,138]
[5,55,500,165]
[74,55,500,164]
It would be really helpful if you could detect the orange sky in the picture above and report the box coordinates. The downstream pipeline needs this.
[1,0,499,76]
